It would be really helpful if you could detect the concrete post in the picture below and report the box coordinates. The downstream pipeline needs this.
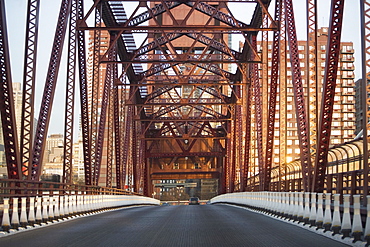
[35,197,42,224]
[303,192,310,225]
[292,192,299,221]
[20,197,28,227]
[341,194,351,238]
[42,196,49,223]
[28,197,35,226]
[331,194,341,235]
[323,193,332,232]
[59,195,65,218]
[48,196,54,222]
[309,193,316,227]
[297,192,304,222]
[11,197,19,229]
[351,195,363,242]
[364,196,370,245]
[1,198,11,232]
[54,196,60,219]
[316,193,324,229]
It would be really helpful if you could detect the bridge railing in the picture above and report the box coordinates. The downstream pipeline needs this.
[0,179,160,232]
[211,192,370,244]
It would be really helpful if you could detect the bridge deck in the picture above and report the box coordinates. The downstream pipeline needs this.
[0,204,349,247]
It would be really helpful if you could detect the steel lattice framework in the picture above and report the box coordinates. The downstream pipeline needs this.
[0,0,366,197]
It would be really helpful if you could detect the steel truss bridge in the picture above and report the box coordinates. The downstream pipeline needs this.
[0,0,369,201]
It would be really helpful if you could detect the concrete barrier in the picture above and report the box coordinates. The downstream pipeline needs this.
[210,191,370,244]
[0,193,159,233]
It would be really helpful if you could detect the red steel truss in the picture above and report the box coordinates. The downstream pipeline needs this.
[63,0,77,184]
[0,0,355,197]
[20,0,40,179]
[313,0,345,192]
[29,0,72,180]
[264,0,281,192]
[0,0,21,179]
[285,0,312,192]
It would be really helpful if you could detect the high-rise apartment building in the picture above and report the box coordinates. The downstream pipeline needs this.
[259,27,356,165]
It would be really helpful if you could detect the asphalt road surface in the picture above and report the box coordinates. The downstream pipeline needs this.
[0,204,349,247]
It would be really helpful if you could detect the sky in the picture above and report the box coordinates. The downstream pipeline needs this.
[3,0,364,138]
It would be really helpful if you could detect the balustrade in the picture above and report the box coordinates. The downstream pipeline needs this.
[0,179,159,233]
[211,192,370,245]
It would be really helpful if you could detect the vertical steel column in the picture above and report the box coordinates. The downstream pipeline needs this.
[279,0,287,192]
[29,0,71,180]
[20,0,40,178]
[122,104,133,189]
[285,0,312,192]
[225,119,232,193]
[106,81,115,188]
[143,143,149,196]
[113,86,121,189]
[120,83,128,188]
[138,124,145,193]
[307,0,318,161]
[90,4,102,182]
[63,0,77,184]
[243,80,252,192]
[231,104,237,192]
[262,8,268,156]
[93,35,115,185]
[235,85,243,191]
[132,112,138,192]
[264,0,281,192]
[360,0,369,198]
[76,0,92,185]
[251,34,265,191]
[107,50,118,188]
[0,0,21,179]
[313,0,345,192]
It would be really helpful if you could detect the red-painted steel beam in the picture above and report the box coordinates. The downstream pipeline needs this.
[147,152,225,158]
[0,0,22,179]
[106,82,115,188]
[121,105,133,188]
[89,4,102,184]
[114,85,122,189]
[29,0,71,180]
[313,0,345,193]
[285,0,312,192]
[251,34,265,191]
[132,117,138,192]
[264,0,281,191]
[139,124,146,193]
[225,120,232,193]
[63,0,77,184]
[93,36,115,185]
[76,0,92,186]
[20,0,40,178]
[143,144,149,196]
[243,82,253,191]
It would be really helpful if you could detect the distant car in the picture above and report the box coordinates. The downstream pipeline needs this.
[161,202,170,206]
[188,197,200,205]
